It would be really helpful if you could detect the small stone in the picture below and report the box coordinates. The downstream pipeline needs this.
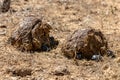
[107,50,116,58]
[41,45,50,51]
[91,55,102,61]
[52,65,70,76]
[76,52,82,59]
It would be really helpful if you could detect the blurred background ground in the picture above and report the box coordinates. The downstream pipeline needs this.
[0,0,120,80]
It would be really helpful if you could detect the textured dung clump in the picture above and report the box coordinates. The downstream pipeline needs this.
[0,0,11,13]
[8,16,58,52]
[61,28,108,59]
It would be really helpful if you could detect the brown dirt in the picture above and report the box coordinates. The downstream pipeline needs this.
[0,0,120,80]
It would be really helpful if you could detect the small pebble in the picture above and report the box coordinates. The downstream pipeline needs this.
[76,52,82,59]
[52,65,70,76]
[107,50,115,58]
[91,55,102,61]
[41,45,50,51]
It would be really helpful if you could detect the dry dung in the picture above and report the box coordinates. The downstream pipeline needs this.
[61,28,108,59]
[8,16,58,52]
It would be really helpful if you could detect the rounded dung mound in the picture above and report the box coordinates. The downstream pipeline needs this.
[8,16,53,52]
[62,28,108,59]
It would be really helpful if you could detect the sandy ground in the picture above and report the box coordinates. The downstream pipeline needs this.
[0,0,120,80]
